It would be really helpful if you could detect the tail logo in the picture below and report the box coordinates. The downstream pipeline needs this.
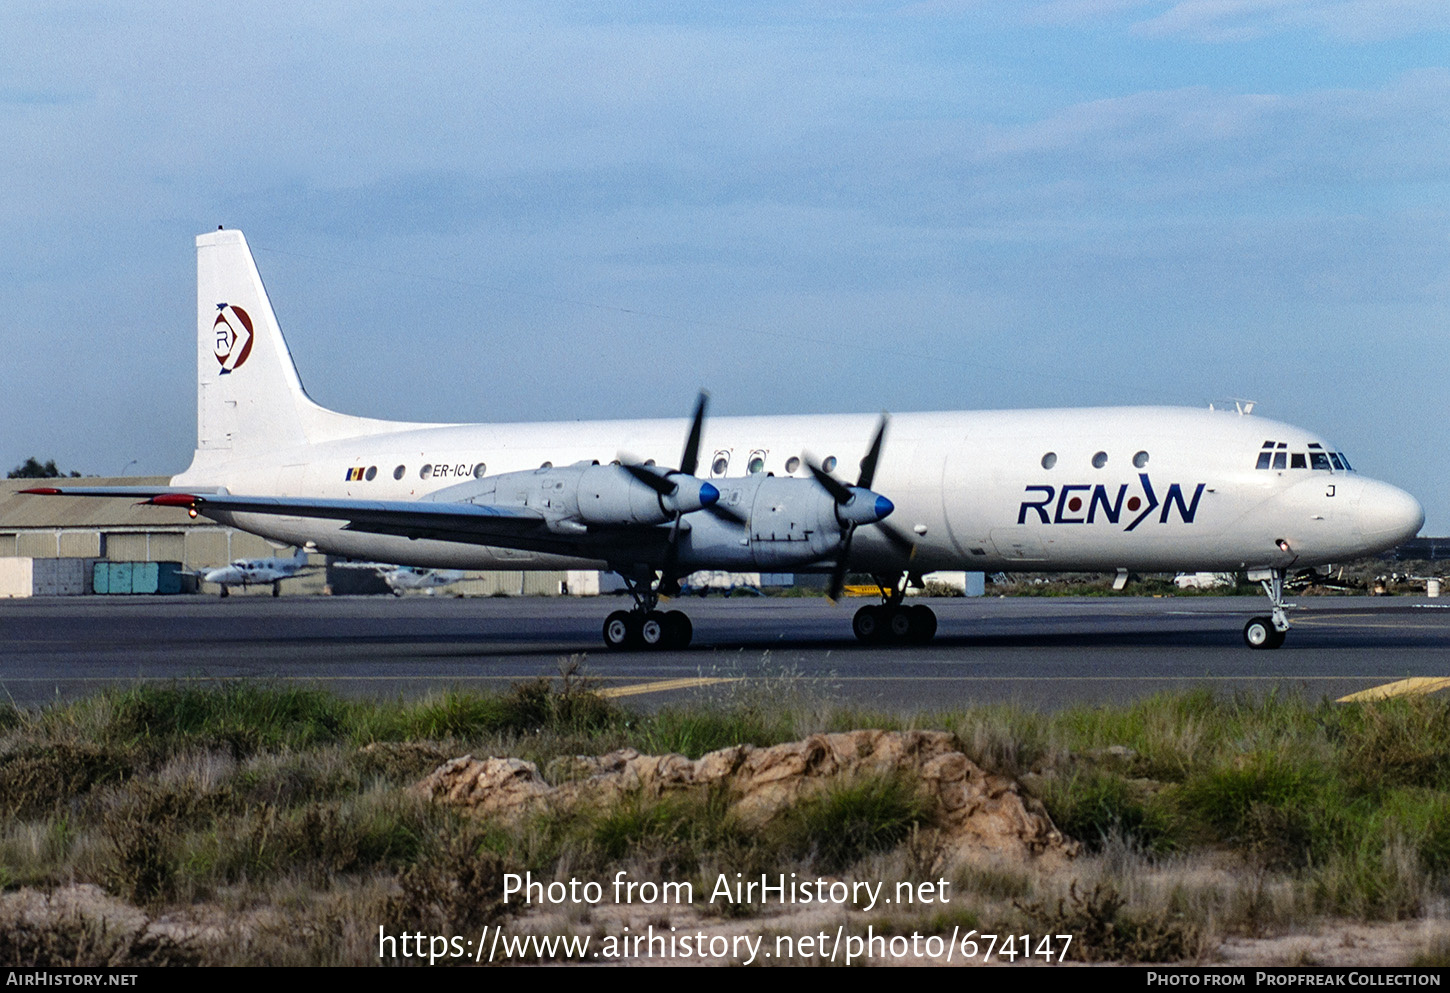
[213,304,254,374]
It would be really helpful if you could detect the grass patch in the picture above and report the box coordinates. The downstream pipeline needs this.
[1038,770,1173,853]
[635,706,794,758]
[775,773,933,873]
[102,682,353,757]
[3,678,1449,964]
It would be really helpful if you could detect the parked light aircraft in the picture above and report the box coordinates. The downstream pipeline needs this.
[195,548,312,597]
[332,561,466,596]
[27,229,1424,650]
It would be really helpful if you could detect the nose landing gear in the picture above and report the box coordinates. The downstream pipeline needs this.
[1243,568,1291,650]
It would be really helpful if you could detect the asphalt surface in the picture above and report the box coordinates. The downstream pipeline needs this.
[2,594,1448,711]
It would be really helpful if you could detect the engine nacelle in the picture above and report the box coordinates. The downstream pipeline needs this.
[681,474,894,569]
[426,461,717,530]
[572,464,718,525]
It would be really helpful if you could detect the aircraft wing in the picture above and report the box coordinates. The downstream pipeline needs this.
[19,485,225,498]
[23,487,552,546]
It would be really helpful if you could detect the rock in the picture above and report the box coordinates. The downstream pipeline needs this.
[408,755,552,820]
[411,731,1078,865]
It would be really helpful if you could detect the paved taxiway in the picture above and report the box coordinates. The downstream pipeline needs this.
[1,595,1447,710]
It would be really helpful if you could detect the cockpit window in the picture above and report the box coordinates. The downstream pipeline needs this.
[1257,439,1352,472]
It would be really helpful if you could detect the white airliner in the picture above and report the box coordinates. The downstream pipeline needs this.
[195,548,312,597]
[28,229,1424,651]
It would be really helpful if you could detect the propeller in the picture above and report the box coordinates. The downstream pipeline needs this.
[620,392,720,596]
[803,413,915,601]
[620,393,716,510]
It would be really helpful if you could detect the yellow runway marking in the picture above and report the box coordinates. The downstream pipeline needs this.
[1337,678,1450,703]
[598,677,737,698]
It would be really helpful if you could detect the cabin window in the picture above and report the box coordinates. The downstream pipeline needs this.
[822,456,838,473]
[785,456,801,474]
[420,464,433,479]
[748,453,765,474]
[364,466,377,481]
[1092,451,1108,469]
[473,463,487,478]
[1041,452,1057,470]
[393,465,406,480]
[1133,451,1149,468]
[540,461,553,469]
[712,453,730,476]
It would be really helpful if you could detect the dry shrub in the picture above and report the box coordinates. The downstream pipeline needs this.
[0,911,198,967]
[1016,880,1204,964]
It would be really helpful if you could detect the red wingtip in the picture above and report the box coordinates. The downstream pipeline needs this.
[19,487,63,495]
[148,493,199,506]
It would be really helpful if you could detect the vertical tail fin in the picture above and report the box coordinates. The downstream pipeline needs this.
[195,228,317,456]
[178,229,439,486]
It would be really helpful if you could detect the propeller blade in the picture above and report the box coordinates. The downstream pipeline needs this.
[805,456,854,505]
[659,514,685,596]
[827,530,855,602]
[705,501,748,525]
[857,413,889,489]
[680,391,707,478]
[621,462,676,497]
[876,519,917,556]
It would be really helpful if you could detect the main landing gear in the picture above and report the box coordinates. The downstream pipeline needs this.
[601,571,693,650]
[851,574,938,645]
[1243,568,1290,650]
[599,570,941,651]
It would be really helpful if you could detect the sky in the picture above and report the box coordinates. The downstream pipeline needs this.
[2,1,1448,529]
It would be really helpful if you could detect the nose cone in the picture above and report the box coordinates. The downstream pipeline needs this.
[839,488,894,525]
[1354,479,1424,551]
[668,476,718,514]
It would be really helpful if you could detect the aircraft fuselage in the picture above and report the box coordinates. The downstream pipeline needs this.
[176,404,1419,577]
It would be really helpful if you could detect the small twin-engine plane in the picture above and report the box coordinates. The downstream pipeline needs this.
[331,561,467,596]
[27,230,1424,651]
[194,548,312,597]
